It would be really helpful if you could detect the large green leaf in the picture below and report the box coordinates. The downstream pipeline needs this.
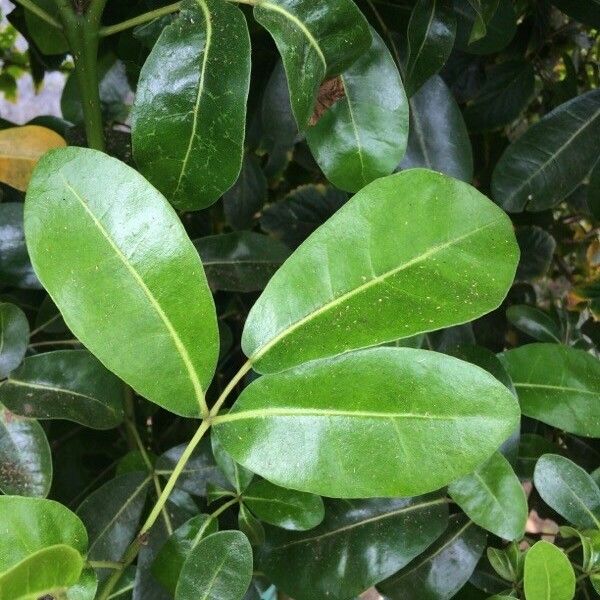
[523,541,575,600]
[506,306,562,343]
[131,0,250,210]
[515,226,556,280]
[499,343,600,437]
[0,302,28,379]
[175,531,253,600]
[215,348,520,498]
[0,403,52,497]
[211,431,254,493]
[242,478,324,531]
[378,515,486,599]
[151,514,218,596]
[305,29,408,192]
[404,0,457,97]
[492,89,600,212]
[448,452,527,540]
[254,0,371,129]
[0,350,125,429]
[534,454,600,529]
[24,147,219,418]
[258,493,448,600]
[243,169,517,373]
[23,0,68,55]
[399,76,473,181]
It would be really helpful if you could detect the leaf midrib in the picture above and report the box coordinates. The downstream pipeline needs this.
[514,382,598,397]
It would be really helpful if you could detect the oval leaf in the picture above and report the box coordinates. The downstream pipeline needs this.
[378,515,486,599]
[242,478,324,531]
[243,169,517,373]
[24,147,219,417]
[0,125,66,191]
[500,343,600,437]
[215,348,520,498]
[306,28,408,192]
[492,89,600,212]
[534,454,600,530]
[175,530,253,600]
[0,404,52,497]
[254,0,371,129]
[0,302,29,379]
[449,452,528,540]
[523,541,575,600]
[258,494,448,600]
[0,350,125,429]
[132,0,251,210]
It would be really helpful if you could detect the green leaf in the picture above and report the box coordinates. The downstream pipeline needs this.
[516,434,558,480]
[24,0,68,55]
[534,454,600,530]
[215,348,520,498]
[0,302,29,379]
[77,472,150,576]
[400,76,473,181]
[238,503,265,546]
[404,0,457,97]
[378,515,486,599]
[244,169,517,373]
[464,59,535,132]
[0,403,52,497]
[515,226,556,280]
[466,0,500,43]
[449,452,528,540]
[487,542,524,583]
[492,89,600,212]
[24,147,219,418]
[559,526,600,573]
[258,493,448,600]
[175,531,253,600]
[211,430,254,493]
[0,544,83,600]
[551,0,600,28]
[242,477,324,531]
[195,232,291,293]
[523,541,575,600]
[254,0,371,129]
[0,350,125,429]
[152,514,218,596]
[500,343,600,437]
[131,0,250,210]
[0,203,40,289]
[506,305,562,343]
[305,28,408,192]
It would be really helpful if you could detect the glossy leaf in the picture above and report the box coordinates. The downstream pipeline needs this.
[487,542,524,584]
[534,454,600,529]
[244,169,517,373]
[305,29,408,192]
[175,531,253,600]
[24,147,219,418]
[405,0,457,97]
[492,89,600,212]
[500,343,600,437]
[465,59,535,132]
[506,305,561,343]
[24,0,68,55]
[0,203,40,289]
[132,0,250,210]
[517,434,558,480]
[515,226,556,280]
[77,472,150,574]
[211,431,254,493]
[523,541,575,600]
[0,125,66,191]
[378,515,486,599]
[238,503,266,546]
[449,452,527,540]
[0,350,125,429]
[152,514,218,596]
[215,348,520,498]
[242,477,324,531]
[254,0,371,129]
[399,76,473,181]
[259,493,448,600]
[0,404,52,497]
[0,302,29,379]
[195,232,291,293]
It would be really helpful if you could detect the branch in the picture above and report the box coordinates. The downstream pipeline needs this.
[99,1,182,37]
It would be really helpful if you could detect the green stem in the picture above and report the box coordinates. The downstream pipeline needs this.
[29,339,81,348]
[209,360,252,417]
[13,0,62,29]
[88,560,123,570]
[99,1,182,37]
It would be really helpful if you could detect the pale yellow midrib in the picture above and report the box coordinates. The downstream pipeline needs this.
[250,218,501,363]
[61,177,205,410]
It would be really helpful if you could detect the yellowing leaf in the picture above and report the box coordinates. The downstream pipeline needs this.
[0,125,66,191]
